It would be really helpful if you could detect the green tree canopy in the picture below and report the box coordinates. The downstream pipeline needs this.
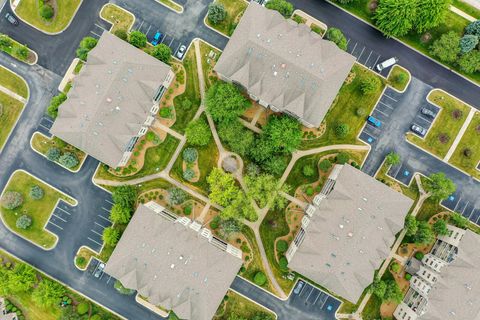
[325,27,347,50]
[32,278,66,308]
[207,168,239,207]
[102,227,120,247]
[433,219,449,235]
[465,20,480,36]
[450,212,468,229]
[109,203,132,224]
[208,3,227,24]
[460,34,479,54]
[413,221,435,245]
[415,0,451,33]
[458,50,480,73]
[262,115,302,154]
[383,280,403,303]
[185,118,212,146]
[112,185,137,210]
[374,0,417,37]
[128,31,147,48]
[265,0,294,17]
[424,172,456,200]
[151,44,172,64]
[206,81,251,123]
[404,215,418,236]
[218,120,254,157]
[430,31,461,63]
[385,152,401,166]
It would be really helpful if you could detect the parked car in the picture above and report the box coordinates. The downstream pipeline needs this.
[421,107,436,118]
[94,262,105,278]
[294,280,305,294]
[411,124,427,136]
[367,116,382,128]
[376,57,398,71]
[5,13,19,26]
[176,45,186,59]
[151,32,162,46]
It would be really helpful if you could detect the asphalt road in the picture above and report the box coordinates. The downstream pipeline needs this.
[290,0,480,111]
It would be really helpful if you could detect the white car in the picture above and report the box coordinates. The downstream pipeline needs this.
[176,45,187,59]
[376,57,398,71]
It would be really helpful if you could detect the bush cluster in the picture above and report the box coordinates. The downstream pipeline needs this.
[1,191,23,209]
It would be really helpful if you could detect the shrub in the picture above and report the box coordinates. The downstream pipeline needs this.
[302,165,315,177]
[465,20,480,37]
[463,148,472,158]
[208,3,227,24]
[159,107,173,118]
[102,227,120,246]
[414,251,424,260]
[151,44,172,64]
[0,35,12,48]
[58,152,79,169]
[183,168,195,181]
[326,27,347,50]
[405,273,412,281]
[336,152,350,165]
[452,109,463,120]
[75,256,86,267]
[46,147,61,161]
[356,107,367,117]
[182,147,198,163]
[305,186,314,196]
[210,216,220,229]
[145,131,156,142]
[335,123,349,138]
[76,302,89,315]
[460,34,479,54]
[430,31,461,63]
[278,256,288,270]
[360,76,381,95]
[47,92,67,118]
[128,30,147,48]
[254,272,267,286]
[13,45,29,60]
[319,159,332,172]
[80,37,98,50]
[438,133,450,144]
[1,191,23,209]
[390,262,400,273]
[168,187,187,205]
[185,119,212,146]
[265,0,294,17]
[181,98,192,109]
[276,240,288,253]
[16,215,32,229]
[458,50,480,74]
[184,204,192,215]
[29,185,44,200]
[114,29,128,41]
[39,4,54,20]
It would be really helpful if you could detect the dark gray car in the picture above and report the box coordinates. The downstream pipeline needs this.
[421,107,436,118]
[5,13,19,26]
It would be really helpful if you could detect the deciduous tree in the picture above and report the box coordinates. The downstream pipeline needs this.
[424,172,456,200]
[325,28,347,50]
[415,0,451,33]
[128,31,147,48]
[109,203,132,224]
[185,118,212,146]
[32,278,66,308]
[430,31,461,63]
[208,3,227,24]
[206,81,251,123]
[151,44,172,64]
[374,0,417,37]
[265,0,294,17]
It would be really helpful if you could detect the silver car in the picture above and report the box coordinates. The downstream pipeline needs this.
[421,107,436,118]
[94,262,105,278]
[176,45,186,59]
[411,124,427,136]
[294,280,305,294]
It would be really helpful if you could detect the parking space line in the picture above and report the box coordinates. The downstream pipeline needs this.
[90,31,101,38]
[418,115,432,123]
[372,55,381,69]
[88,237,103,246]
[42,117,53,123]
[374,108,389,117]
[98,215,111,223]
[313,292,321,305]
[357,46,365,61]
[52,213,67,222]
[137,20,144,30]
[91,229,103,236]
[101,207,110,213]
[384,94,398,102]
[56,206,71,215]
[461,201,470,214]
[466,208,474,219]
[318,295,327,309]
[145,25,152,37]
[94,23,107,32]
[174,43,181,55]
[106,275,112,284]
[364,50,373,66]
[453,197,462,211]
[475,211,480,224]
[95,221,108,229]
[48,221,64,230]
[168,37,174,47]
[306,288,316,300]
[297,284,306,296]
[38,123,50,131]
[104,199,114,205]
[379,101,394,109]
[350,42,358,55]
[302,287,312,298]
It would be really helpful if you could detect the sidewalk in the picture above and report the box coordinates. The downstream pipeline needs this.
[444,108,477,161]
[0,85,27,103]
[450,5,477,22]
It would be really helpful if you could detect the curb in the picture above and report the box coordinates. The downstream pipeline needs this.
[203,14,231,39]
[153,0,183,13]
[229,288,279,319]
[29,131,88,173]
[73,245,99,271]
[10,0,84,35]
[386,64,412,94]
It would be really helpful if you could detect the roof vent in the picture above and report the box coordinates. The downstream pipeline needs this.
[267,38,271,43]
[281,63,286,68]
[122,78,128,82]
[348,232,353,237]
[113,60,118,64]
[115,106,121,111]
[273,71,278,76]
[358,207,363,211]
[179,255,184,260]
[339,224,344,229]
[106,97,112,103]
[93,131,98,136]
[362,197,368,202]
[359,250,364,254]
[170,264,175,269]
[256,33,261,38]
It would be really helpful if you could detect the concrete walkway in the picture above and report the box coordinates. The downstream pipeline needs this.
[0,85,27,103]
[450,5,477,21]
[444,108,477,161]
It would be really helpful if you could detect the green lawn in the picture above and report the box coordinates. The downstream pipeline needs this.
[361,295,382,320]
[31,132,86,171]
[206,0,248,36]
[407,90,471,159]
[199,40,221,89]
[157,0,182,12]
[100,3,135,33]
[0,91,25,151]
[0,171,75,249]
[214,290,275,320]
[388,65,410,92]
[0,65,28,98]
[449,112,480,179]
[172,136,219,195]
[172,46,201,133]
[0,34,36,63]
[96,134,179,182]
[300,64,385,149]
[15,0,82,33]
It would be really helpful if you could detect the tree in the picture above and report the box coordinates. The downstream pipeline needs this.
[360,76,381,95]
[168,188,187,205]
[460,34,479,54]
[208,3,227,24]
[47,92,67,118]
[450,212,468,229]
[1,191,23,209]
[76,47,90,61]
[221,191,257,221]
[76,302,89,315]
[263,156,288,176]
[303,165,315,177]
[458,50,480,73]
[112,185,137,210]
[0,35,12,48]
[114,29,128,41]
[384,280,403,303]
[245,174,282,208]
[80,37,98,50]
[336,152,350,165]
[185,118,212,146]
[265,0,294,18]
[430,31,461,63]
[102,227,120,246]
[151,44,172,64]
[413,221,435,245]
[29,185,44,200]
[424,172,456,200]
[7,263,36,294]
[415,0,451,33]
[325,28,347,51]
[40,4,54,19]
[14,45,29,60]
[254,272,267,286]
[219,218,241,236]
[46,147,61,161]
[58,152,79,169]
[404,215,418,236]
[385,152,401,166]
[183,168,195,181]
[128,31,147,48]
[109,204,131,224]
[276,240,288,253]
[32,278,65,308]
[249,138,276,164]
[465,20,480,36]
[335,123,350,138]
[262,115,302,154]
[319,159,332,172]
[218,120,254,157]
[433,219,449,235]
[182,148,198,163]
[370,278,387,299]
[207,168,239,207]
[16,215,32,229]
[374,0,416,37]
[206,81,251,123]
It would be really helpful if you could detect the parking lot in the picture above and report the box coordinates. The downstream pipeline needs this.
[385,158,417,186]
[443,192,480,225]
[288,280,341,319]
[46,200,76,235]
[346,38,383,71]
[133,19,185,58]
[409,102,440,139]
[86,198,114,252]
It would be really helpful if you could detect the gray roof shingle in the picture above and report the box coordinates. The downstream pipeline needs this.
[214,2,355,127]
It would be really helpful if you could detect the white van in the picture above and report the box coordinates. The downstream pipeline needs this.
[376,57,398,71]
